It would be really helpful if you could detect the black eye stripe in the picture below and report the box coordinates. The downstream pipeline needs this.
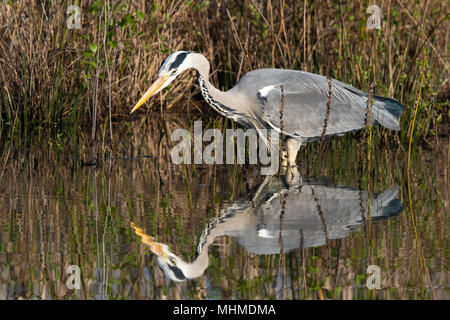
[169,52,188,70]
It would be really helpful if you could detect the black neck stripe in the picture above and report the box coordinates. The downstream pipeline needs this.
[168,264,186,280]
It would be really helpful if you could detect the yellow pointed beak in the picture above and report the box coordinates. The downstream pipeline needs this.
[131,222,168,259]
[130,75,169,113]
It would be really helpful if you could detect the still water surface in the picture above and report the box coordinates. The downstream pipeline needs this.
[0,116,448,299]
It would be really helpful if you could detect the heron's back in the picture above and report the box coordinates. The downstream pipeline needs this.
[230,69,404,139]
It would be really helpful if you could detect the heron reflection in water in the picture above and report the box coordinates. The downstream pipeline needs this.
[131,171,402,282]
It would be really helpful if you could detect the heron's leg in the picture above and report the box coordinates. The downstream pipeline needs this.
[251,174,275,205]
[280,136,290,167]
[281,150,288,167]
[286,138,302,167]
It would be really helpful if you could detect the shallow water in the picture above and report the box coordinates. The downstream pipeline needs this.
[0,115,448,300]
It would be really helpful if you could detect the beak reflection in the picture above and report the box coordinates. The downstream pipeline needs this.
[130,222,168,259]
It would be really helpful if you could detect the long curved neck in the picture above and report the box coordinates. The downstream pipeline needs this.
[179,208,239,279]
[179,202,256,279]
[191,53,239,119]
[177,249,210,279]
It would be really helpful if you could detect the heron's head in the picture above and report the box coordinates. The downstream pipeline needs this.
[146,241,188,282]
[154,250,187,282]
[131,51,195,113]
[131,222,188,282]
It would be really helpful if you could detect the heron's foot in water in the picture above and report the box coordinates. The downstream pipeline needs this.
[280,159,297,169]
[280,139,302,167]
[284,166,302,187]
[279,165,301,187]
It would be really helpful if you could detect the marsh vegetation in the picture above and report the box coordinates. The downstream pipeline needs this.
[0,0,448,300]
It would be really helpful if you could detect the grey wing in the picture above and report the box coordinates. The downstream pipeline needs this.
[236,69,404,138]
[255,72,369,138]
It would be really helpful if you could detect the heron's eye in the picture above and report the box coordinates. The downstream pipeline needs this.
[171,69,177,75]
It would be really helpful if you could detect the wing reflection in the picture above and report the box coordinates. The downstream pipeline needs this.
[132,173,402,282]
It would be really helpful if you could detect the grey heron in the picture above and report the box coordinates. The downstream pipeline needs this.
[131,173,402,282]
[131,51,405,166]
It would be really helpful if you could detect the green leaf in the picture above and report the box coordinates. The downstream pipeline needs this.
[108,40,117,48]
[83,51,92,59]
[89,43,98,54]
[137,11,145,22]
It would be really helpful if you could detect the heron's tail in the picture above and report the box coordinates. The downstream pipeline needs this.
[371,96,405,131]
